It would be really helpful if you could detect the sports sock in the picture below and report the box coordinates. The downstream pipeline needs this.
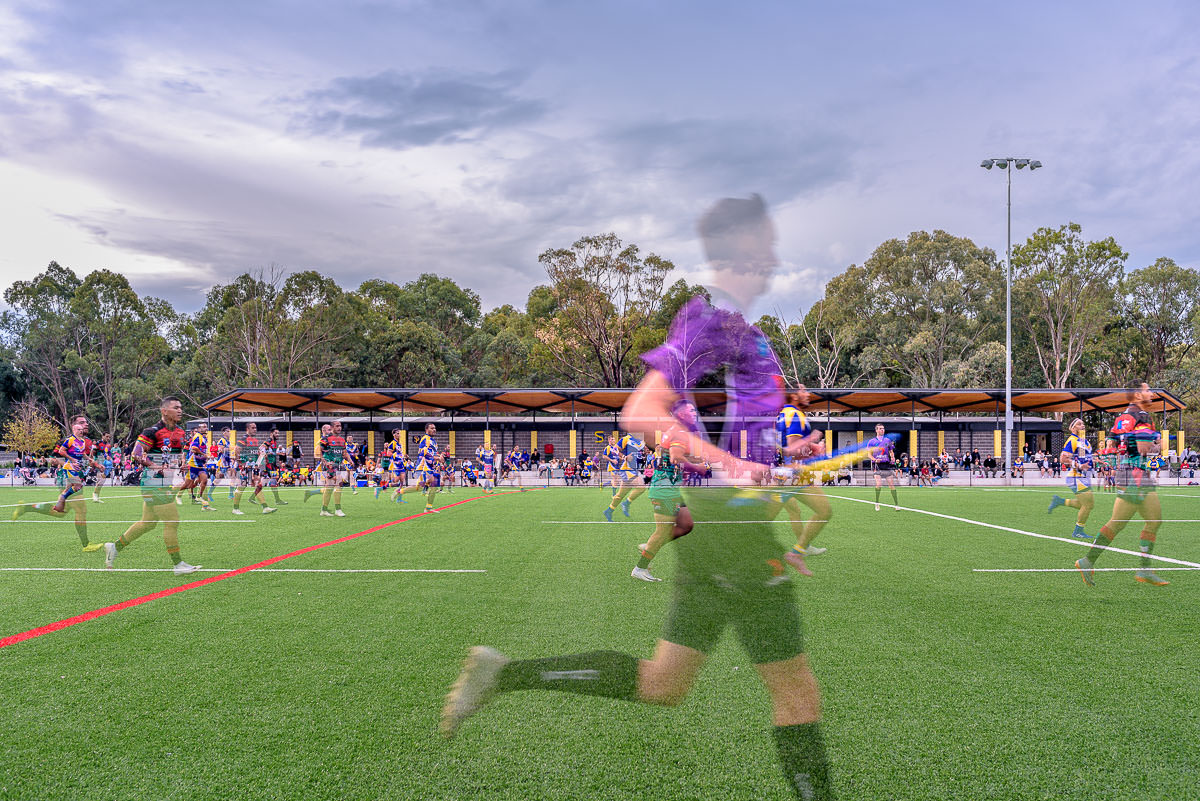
[890,489,898,505]
[166,544,182,565]
[1139,530,1156,567]
[75,521,89,547]
[496,651,639,701]
[772,723,833,800]
[1086,526,1115,564]
[335,504,342,511]
[874,487,880,503]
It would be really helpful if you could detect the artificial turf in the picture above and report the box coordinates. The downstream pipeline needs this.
[1,482,1197,800]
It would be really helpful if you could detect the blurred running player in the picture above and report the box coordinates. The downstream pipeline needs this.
[398,423,441,511]
[775,389,830,566]
[443,195,834,800]
[1048,418,1095,539]
[603,433,646,520]
[13,413,102,551]
[102,397,200,575]
[1075,384,1169,587]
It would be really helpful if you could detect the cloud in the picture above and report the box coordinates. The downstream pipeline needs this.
[291,69,547,150]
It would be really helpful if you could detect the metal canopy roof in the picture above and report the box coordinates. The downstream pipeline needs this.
[202,387,1186,417]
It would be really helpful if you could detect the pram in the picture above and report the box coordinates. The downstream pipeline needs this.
[122,468,144,486]
[20,467,37,486]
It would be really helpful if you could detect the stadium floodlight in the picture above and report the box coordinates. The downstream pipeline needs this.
[980,156,1042,485]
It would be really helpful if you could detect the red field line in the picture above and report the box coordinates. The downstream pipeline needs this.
[0,492,505,650]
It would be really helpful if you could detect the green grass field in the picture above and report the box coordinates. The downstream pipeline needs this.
[1,482,1197,800]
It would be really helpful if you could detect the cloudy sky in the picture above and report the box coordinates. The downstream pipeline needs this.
[1,0,1198,319]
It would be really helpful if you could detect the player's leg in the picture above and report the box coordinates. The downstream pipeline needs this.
[156,500,199,574]
[442,637,707,739]
[424,474,440,511]
[633,506,677,581]
[755,654,832,800]
[1076,496,1134,585]
[92,470,105,502]
[332,470,345,516]
[52,475,84,514]
[1064,483,1094,538]
[794,489,832,555]
[106,499,159,567]
[1133,492,1168,586]
[194,469,214,510]
[69,497,100,551]
[873,471,883,508]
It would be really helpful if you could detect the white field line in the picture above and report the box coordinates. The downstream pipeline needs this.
[822,492,1200,569]
[0,567,485,574]
[973,567,1200,573]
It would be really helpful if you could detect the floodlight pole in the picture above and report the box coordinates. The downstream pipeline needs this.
[981,156,1040,486]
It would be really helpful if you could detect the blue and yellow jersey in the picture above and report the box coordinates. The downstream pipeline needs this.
[479,448,496,471]
[416,434,438,472]
[603,443,623,471]
[57,435,92,473]
[775,405,812,462]
[618,435,645,471]
[217,437,232,464]
[187,432,207,468]
[1061,434,1094,472]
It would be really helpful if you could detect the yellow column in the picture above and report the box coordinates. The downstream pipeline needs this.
[448,430,456,457]
[205,431,212,448]
[824,428,833,454]
[654,430,662,446]
[569,429,577,458]
[1161,428,1169,458]
[530,430,537,452]
[937,430,945,455]
[286,430,293,448]
[857,430,864,446]
[909,430,918,460]
[1178,430,1185,456]
[1018,430,1026,455]
[367,430,374,457]
[740,429,747,458]
[399,429,407,456]
[313,430,321,458]
[484,429,491,448]
[993,429,1002,459]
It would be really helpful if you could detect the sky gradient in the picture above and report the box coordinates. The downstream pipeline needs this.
[2,0,1198,319]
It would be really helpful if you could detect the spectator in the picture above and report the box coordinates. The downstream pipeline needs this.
[983,455,997,478]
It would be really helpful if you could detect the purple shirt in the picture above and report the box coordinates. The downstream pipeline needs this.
[641,295,785,463]
[867,435,895,463]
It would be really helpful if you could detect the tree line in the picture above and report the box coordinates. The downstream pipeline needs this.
[2,222,1197,446]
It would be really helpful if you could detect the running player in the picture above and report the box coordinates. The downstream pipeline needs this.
[375,432,397,499]
[775,389,831,566]
[231,422,276,515]
[1048,418,1095,539]
[91,433,111,503]
[12,413,103,551]
[602,433,646,521]
[867,423,899,511]
[178,422,215,510]
[1075,384,1169,587]
[631,401,702,582]
[602,435,623,496]
[217,427,237,500]
[478,442,498,495]
[441,450,456,494]
[261,430,288,506]
[204,436,220,504]
[443,195,834,800]
[346,433,362,495]
[398,423,441,511]
[306,421,347,516]
[102,397,200,575]
[506,446,525,491]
